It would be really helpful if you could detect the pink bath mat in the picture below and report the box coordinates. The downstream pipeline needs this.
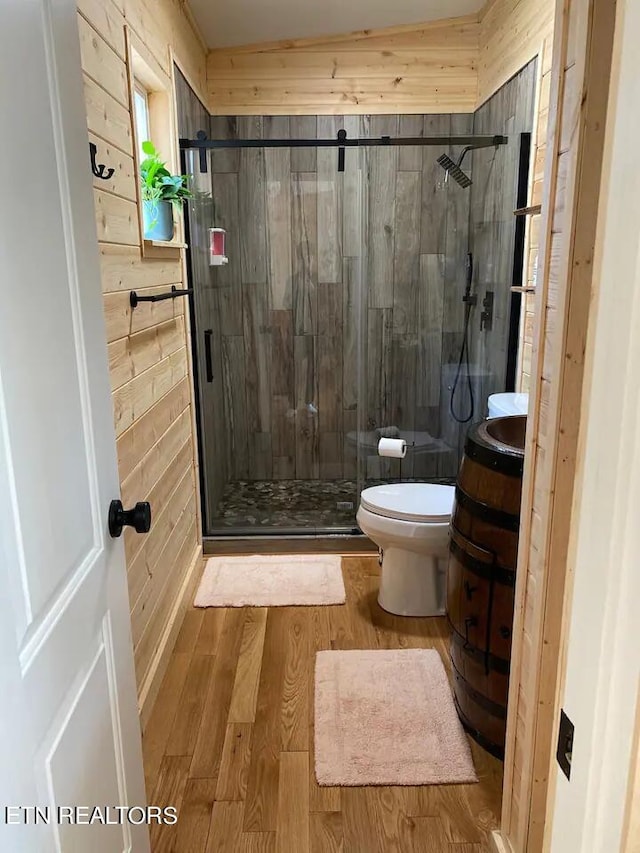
[315,649,477,786]
[194,554,346,607]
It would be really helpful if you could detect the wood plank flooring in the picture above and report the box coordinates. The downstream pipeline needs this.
[143,556,502,852]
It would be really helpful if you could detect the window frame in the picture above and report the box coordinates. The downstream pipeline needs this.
[125,26,185,256]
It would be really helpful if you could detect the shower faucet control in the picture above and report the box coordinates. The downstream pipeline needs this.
[480,291,494,331]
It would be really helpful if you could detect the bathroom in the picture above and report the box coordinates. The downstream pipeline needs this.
[4,0,638,851]
[167,11,537,845]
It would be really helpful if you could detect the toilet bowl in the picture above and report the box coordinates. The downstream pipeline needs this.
[356,483,455,617]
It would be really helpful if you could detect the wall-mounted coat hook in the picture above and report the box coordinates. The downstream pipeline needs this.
[89,142,114,180]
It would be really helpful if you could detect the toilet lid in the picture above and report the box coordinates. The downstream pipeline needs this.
[360,483,455,523]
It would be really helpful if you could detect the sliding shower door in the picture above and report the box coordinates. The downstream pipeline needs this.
[184,118,366,535]
[180,62,537,537]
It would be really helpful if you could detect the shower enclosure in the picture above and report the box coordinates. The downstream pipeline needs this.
[175,62,536,537]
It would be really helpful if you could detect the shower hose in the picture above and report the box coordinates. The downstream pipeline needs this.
[450,253,475,424]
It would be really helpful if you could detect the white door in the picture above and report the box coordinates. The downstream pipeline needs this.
[0,1,150,851]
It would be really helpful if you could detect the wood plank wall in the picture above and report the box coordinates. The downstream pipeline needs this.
[75,0,207,717]
[206,16,481,115]
[501,0,617,849]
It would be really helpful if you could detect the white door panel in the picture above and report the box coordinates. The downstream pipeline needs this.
[0,0,150,850]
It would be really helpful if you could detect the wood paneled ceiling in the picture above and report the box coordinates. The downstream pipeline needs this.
[187,0,483,48]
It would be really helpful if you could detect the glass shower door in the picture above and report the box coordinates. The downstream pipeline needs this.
[184,125,366,536]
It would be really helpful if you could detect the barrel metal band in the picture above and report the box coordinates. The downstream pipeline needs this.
[449,530,516,587]
[452,696,506,759]
[451,660,508,720]
[454,486,521,533]
[450,624,511,676]
[464,435,525,477]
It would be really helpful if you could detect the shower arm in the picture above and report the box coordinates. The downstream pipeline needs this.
[457,146,474,169]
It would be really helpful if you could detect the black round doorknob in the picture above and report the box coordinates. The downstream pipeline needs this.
[108,499,152,538]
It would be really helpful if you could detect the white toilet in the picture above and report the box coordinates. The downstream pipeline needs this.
[356,482,455,617]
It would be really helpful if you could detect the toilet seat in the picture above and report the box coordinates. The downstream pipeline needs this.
[359,483,454,523]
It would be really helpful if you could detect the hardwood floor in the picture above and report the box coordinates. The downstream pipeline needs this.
[143,555,503,852]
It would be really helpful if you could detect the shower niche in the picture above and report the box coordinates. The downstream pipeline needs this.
[175,62,537,537]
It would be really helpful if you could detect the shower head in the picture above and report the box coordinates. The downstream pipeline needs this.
[437,151,472,188]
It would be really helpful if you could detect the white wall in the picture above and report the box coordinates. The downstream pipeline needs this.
[549,0,640,849]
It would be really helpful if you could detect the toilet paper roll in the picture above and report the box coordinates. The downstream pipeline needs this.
[378,437,407,459]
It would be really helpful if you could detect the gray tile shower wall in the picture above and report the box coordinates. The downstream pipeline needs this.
[202,111,476,489]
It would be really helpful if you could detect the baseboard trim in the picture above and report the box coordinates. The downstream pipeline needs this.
[204,535,376,555]
[490,830,515,853]
[137,543,203,729]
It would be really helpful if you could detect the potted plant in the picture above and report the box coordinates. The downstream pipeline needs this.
[140,141,192,241]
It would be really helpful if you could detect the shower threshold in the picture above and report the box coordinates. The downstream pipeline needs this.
[203,531,375,556]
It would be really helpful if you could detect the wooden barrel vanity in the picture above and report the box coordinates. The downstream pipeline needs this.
[447,415,526,759]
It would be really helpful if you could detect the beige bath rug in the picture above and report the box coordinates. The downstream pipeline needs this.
[315,649,477,786]
[194,554,346,607]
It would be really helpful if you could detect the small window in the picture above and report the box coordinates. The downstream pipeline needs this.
[133,83,150,162]
[126,25,183,256]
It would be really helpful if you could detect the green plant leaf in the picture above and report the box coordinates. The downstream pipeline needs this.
[139,141,193,206]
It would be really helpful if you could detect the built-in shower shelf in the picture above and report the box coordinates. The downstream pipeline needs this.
[513,204,542,217]
[510,285,536,293]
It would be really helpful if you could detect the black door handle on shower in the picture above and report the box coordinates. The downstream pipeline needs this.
[204,329,214,382]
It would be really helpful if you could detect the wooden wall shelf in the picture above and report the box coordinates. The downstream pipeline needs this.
[145,240,187,249]
[514,204,542,216]
[142,239,187,259]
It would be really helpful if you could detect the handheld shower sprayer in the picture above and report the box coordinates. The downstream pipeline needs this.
[463,252,475,302]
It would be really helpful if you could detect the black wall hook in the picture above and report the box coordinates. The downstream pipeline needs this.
[89,142,115,180]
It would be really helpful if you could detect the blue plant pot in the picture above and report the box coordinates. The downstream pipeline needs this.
[143,199,174,241]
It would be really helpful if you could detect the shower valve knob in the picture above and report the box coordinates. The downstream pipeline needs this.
[480,290,494,331]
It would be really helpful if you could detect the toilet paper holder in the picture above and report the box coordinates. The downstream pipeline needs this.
[377,437,415,460]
